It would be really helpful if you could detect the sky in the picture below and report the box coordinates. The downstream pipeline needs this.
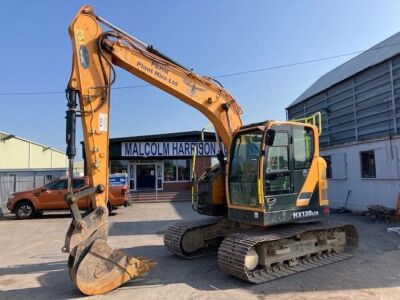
[1,0,400,156]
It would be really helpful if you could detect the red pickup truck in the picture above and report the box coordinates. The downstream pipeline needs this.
[7,176,129,219]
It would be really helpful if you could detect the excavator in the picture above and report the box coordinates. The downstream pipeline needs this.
[64,5,359,296]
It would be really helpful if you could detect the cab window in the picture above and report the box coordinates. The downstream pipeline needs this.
[293,126,314,169]
[265,131,291,195]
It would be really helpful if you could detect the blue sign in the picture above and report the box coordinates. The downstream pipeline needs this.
[109,174,127,186]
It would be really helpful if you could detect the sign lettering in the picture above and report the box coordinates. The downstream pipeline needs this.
[121,141,226,157]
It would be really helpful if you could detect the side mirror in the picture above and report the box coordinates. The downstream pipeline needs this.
[265,129,276,146]
[41,187,48,192]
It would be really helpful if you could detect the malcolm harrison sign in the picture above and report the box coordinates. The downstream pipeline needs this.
[121,141,227,157]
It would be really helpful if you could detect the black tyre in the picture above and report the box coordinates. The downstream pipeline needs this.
[15,201,35,220]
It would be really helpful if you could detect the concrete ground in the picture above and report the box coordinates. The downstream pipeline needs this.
[0,202,399,300]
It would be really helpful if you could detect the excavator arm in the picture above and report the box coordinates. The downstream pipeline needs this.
[64,5,242,295]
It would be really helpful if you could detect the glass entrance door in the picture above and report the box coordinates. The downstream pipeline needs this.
[129,164,136,191]
[156,163,163,190]
[136,164,156,190]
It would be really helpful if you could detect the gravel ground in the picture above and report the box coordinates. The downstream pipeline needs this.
[0,202,399,300]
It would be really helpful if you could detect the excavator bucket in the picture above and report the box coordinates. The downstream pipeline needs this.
[73,239,155,295]
[64,207,156,296]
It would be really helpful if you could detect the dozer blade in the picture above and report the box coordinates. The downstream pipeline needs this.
[64,207,156,295]
[73,239,155,295]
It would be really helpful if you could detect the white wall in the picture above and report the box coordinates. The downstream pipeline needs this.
[321,137,400,211]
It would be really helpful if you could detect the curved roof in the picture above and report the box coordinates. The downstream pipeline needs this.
[288,31,400,108]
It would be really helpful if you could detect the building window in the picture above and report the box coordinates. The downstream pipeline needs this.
[360,150,376,178]
[177,160,190,181]
[164,160,190,182]
[164,160,177,181]
[322,155,332,179]
[110,160,128,174]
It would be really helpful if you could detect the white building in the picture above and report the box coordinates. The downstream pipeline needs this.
[287,32,400,211]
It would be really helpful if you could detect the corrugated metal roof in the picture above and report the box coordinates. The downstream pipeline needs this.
[288,31,400,108]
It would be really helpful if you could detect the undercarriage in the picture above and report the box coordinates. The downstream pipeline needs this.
[164,218,358,283]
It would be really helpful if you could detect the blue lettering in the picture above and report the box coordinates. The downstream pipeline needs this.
[204,143,210,155]
[172,142,178,155]
[144,142,151,155]
[133,143,139,156]
[139,143,144,156]
[163,142,170,156]
[210,143,215,155]
[184,142,190,155]
[151,143,158,155]
[158,142,163,155]
[178,143,184,155]
[124,143,132,156]
[198,143,203,155]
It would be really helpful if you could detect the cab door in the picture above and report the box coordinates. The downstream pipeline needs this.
[291,125,315,199]
[264,124,315,211]
[264,125,297,211]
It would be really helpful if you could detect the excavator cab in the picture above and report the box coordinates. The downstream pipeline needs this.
[196,121,329,226]
[226,122,329,226]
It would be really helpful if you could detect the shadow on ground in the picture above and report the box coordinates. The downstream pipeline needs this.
[0,261,80,299]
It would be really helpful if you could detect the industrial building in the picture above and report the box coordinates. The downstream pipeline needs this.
[287,32,400,211]
[0,131,68,211]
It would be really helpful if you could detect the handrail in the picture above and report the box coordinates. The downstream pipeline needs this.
[291,112,322,136]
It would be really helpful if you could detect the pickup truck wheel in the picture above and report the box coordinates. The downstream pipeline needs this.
[15,201,35,220]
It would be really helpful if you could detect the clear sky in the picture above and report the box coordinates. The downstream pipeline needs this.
[1,0,399,155]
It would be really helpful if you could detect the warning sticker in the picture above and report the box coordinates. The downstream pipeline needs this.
[99,113,108,132]
[75,29,85,44]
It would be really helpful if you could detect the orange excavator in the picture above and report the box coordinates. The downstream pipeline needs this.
[64,5,358,296]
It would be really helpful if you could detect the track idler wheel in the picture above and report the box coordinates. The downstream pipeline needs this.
[70,239,155,295]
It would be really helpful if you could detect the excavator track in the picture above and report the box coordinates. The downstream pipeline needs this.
[218,221,358,283]
[164,217,223,259]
